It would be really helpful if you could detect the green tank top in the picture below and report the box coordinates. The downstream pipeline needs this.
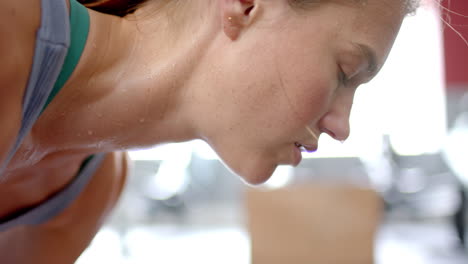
[41,0,90,114]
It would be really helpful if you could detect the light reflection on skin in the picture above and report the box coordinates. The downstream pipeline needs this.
[306,125,319,141]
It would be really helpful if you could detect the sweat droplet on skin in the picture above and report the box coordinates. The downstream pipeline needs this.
[139,118,145,123]
[88,130,94,135]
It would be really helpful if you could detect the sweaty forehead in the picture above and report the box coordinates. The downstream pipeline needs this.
[353,0,409,12]
[292,0,415,14]
[362,0,419,14]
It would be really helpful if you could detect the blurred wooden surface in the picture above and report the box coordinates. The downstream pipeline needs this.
[246,184,383,264]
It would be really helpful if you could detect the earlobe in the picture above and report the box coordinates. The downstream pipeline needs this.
[220,0,256,40]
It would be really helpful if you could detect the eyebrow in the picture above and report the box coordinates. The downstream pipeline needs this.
[356,43,379,79]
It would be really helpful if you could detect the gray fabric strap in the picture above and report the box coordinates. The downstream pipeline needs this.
[0,153,105,232]
[0,0,105,231]
[0,0,70,178]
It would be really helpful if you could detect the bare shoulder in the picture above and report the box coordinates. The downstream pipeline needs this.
[0,0,41,164]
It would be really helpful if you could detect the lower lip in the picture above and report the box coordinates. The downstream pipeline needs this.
[292,146,302,166]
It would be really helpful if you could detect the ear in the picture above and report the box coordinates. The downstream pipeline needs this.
[220,0,257,40]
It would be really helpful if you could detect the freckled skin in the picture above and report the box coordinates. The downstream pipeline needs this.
[0,0,405,261]
[192,0,405,184]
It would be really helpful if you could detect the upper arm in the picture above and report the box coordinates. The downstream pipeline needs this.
[0,0,41,166]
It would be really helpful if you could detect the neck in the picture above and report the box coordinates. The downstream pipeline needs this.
[38,1,219,153]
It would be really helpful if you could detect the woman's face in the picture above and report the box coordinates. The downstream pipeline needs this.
[195,0,406,184]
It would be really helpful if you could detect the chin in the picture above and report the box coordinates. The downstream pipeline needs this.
[210,142,278,185]
[230,161,277,186]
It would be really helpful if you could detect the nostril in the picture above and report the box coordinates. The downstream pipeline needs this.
[321,127,337,140]
[317,111,351,142]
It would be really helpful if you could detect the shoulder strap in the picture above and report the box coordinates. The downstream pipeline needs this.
[40,0,90,114]
[0,0,70,178]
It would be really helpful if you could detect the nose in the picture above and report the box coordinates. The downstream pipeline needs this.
[317,94,353,141]
[318,114,350,141]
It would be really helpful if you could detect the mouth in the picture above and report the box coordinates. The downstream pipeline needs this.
[290,141,317,167]
[294,142,318,153]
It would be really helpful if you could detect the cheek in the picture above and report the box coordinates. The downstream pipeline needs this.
[278,61,336,126]
[213,34,335,137]
[270,43,337,125]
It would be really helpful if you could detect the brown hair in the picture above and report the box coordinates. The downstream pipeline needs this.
[79,0,149,16]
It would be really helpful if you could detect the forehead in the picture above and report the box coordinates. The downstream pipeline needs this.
[336,0,415,12]
[352,0,406,26]
[291,0,408,24]
[350,0,406,67]
[284,0,406,61]
[318,0,410,18]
